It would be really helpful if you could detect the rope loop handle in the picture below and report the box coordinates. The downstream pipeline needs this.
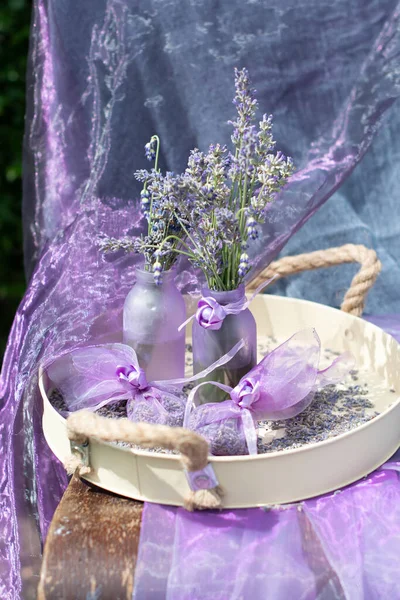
[247,244,381,316]
[66,410,223,511]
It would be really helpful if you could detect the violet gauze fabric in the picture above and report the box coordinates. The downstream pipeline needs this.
[133,458,400,600]
[1,1,400,596]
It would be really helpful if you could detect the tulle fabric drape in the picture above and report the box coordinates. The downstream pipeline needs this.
[1,0,400,595]
[133,458,400,600]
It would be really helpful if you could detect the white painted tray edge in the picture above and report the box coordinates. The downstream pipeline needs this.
[40,295,400,508]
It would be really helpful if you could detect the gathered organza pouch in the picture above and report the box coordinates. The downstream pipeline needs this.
[46,341,243,427]
[184,329,354,455]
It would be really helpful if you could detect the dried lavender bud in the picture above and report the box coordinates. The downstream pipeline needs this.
[191,419,249,456]
[127,392,185,427]
[161,396,185,427]
[145,140,156,161]
[97,400,128,420]
[130,402,159,424]
[49,388,69,416]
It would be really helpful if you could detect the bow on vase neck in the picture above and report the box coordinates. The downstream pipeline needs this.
[179,277,276,332]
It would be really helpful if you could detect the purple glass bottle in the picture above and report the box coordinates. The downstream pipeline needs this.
[123,269,186,381]
[192,284,257,403]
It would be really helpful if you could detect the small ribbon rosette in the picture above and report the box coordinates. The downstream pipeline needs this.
[179,278,276,332]
[46,342,244,427]
[184,329,354,455]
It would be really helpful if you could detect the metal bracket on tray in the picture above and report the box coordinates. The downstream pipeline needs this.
[70,440,90,469]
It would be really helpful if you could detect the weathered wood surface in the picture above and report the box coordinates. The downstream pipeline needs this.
[38,475,143,599]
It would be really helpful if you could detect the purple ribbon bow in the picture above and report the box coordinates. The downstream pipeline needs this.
[46,341,244,415]
[179,277,276,332]
[115,364,148,391]
[184,329,355,454]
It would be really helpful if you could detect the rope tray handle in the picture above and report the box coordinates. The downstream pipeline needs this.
[247,244,381,317]
[66,410,223,511]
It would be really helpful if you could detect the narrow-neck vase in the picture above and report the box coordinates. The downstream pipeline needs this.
[123,268,186,381]
[192,284,257,403]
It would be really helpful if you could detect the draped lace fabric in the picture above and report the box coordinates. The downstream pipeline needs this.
[1,0,400,595]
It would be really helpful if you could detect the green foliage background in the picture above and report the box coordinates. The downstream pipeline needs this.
[0,1,31,362]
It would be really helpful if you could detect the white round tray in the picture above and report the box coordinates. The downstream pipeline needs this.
[40,295,400,508]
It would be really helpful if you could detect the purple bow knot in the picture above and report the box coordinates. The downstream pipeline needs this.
[46,341,245,419]
[196,297,229,330]
[231,378,260,409]
[178,277,277,333]
[116,364,148,390]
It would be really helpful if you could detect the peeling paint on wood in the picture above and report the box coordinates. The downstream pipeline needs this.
[38,475,143,599]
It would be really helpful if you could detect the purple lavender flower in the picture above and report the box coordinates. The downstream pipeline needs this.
[246,217,258,240]
[153,260,162,284]
[238,252,250,278]
[145,139,157,161]
[140,188,150,213]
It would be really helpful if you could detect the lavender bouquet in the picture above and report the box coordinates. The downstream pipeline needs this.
[101,68,293,290]
[148,68,294,400]
[100,137,191,381]
[152,68,294,291]
[100,68,294,396]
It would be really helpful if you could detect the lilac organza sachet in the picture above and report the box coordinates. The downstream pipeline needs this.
[184,329,354,455]
[46,342,243,427]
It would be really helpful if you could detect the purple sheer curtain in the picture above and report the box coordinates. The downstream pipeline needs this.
[1,0,400,596]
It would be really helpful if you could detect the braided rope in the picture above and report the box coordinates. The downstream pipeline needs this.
[247,244,381,317]
[66,410,222,510]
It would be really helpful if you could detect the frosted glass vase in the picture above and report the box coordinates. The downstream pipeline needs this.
[192,284,257,403]
[123,268,186,381]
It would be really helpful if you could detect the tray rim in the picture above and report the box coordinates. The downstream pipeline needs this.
[40,375,400,464]
[40,294,400,507]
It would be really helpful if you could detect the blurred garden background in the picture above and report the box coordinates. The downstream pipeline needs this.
[0,1,30,363]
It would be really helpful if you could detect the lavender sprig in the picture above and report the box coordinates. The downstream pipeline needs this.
[100,135,193,283]
[133,136,192,280]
